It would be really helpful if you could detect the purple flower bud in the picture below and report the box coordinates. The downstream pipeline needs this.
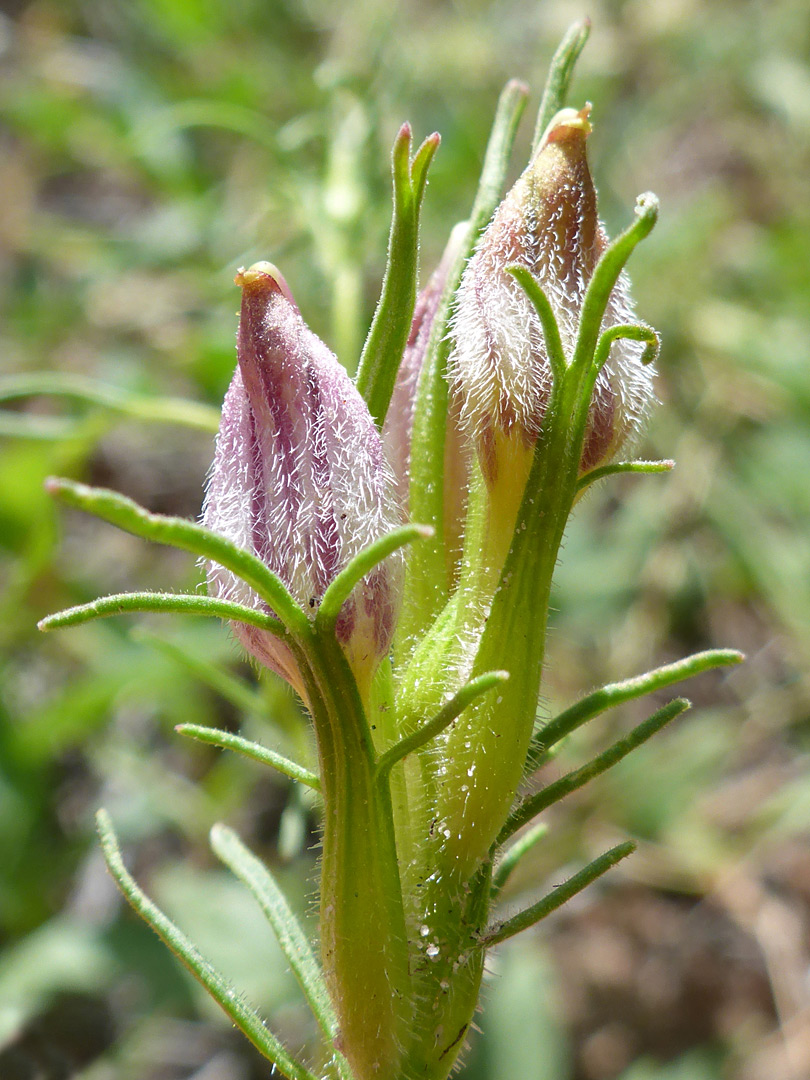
[450,106,655,478]
[203,263,403,694]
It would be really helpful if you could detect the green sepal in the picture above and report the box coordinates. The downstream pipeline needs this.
[524,649,743,774]
[38,591,285,636]
[505,265,567,379]
[96,809,320,1080]
[210,824,347,1075]
[570,193,660,379]
[532,18,592,152]
[577,458,675,495]
[375,669,509,782]
[355,125,440,429]
[45,477,307,634]
[316,523,433,630]
[176,724,320,791]
[501,698,691,844]
[593,321,661,376]
[483,841,635,947]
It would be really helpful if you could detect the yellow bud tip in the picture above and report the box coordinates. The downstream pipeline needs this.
[539,103,593,148]
[234,261,296,305]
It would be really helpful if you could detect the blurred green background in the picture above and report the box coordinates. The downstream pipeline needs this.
[1,0,808,1078]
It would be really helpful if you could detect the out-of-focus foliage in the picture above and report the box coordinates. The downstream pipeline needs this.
[0,1,808,1078]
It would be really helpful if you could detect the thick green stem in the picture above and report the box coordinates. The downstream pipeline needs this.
[297,630,410,1080]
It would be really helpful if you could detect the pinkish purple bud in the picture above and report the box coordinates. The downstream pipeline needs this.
[450,106,655,477]
[203,263,403,694]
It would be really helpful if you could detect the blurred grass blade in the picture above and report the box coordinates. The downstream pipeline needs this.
[504,699,690,843]
[0,373,220,432]
[45,477,307,634]
[404,79,528,642]
[533,18,592,151]
[210,824,347,1072]
[356,125,440,429]
[577,459,675,495]
[483,841,635,946]
[96,810,320,1080]
[135,631,266,717]
[317,523,432,629]
[177,725,320,791]
[375,670,509,782]
[38,592,285,636]
[491,822,548,897]
[525,649,743,773]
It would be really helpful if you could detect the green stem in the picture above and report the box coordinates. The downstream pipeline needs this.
[298,629,410,1080]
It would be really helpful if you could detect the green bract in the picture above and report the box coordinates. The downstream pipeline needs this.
[41,21,742,1080]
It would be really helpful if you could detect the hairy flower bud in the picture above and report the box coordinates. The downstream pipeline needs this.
[450,105,655,477]
[203,263,403,695]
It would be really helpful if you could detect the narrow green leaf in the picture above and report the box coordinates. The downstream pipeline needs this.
[506,265,567,380]
[503,699,690,844]
[375,670,509,782]
[571,193,659,378]
[0,372,220,432]
[210,825,343,1059]
[38,592,285,636]
[483,841,636,947]
[316,523,433,629]
[491,822,548,897]
[576,459,675,495]
[176,724,320,791]
[356,125,440,429]
[525,649,743,773]
[96,810,319,1080]
[45,477,306,634]
[532,18,592,152]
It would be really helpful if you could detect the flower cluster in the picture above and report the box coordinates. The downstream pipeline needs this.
[43,32,739,1080]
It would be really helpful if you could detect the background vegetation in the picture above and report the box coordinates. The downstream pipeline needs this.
[1,1,808,1077]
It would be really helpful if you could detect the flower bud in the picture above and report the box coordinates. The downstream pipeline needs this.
[450,105,655,480]
[203,262,403,695]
